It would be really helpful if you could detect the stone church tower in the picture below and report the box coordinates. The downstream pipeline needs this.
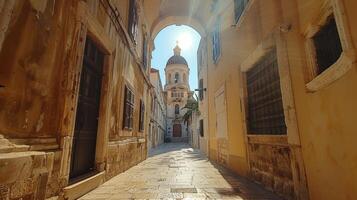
[164,44,193,142]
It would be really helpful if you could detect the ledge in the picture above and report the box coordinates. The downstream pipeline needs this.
[306,50,355,92]
[247,135,288,146]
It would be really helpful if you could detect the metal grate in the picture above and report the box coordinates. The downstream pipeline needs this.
[246,50,286,135]
[313,16,342,75]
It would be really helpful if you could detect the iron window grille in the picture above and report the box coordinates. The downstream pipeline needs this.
[246,50,287,135]
[128,0,138,43]
[123,85,134,130]
[139,100,145,132]
[234,0,249,24]
[313,16,342,75]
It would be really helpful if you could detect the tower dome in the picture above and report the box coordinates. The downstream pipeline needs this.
[166,43,188,66]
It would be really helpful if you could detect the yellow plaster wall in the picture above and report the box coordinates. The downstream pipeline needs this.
[290,0,357,199]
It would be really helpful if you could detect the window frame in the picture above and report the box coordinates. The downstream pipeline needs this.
[128,0,138,43]
[175,104,180,115]
[122,85,135,130]
[212,17,221,64]
[245,50,287,135]
[234,0,249,24]
[199,119,204,137]
[174,72,180,83]
[303,0,355,92]
[139,99,145,132]
[142,34,148,70]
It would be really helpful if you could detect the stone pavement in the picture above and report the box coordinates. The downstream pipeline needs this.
[79,143,282,200]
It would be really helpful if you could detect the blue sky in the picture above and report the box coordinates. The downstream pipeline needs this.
[151,25,201,91]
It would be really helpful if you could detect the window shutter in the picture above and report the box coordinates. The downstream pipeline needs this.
[199,79,204,101]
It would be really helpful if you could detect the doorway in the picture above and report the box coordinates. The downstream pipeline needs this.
[173,124,182,137]
[70,37,104,181]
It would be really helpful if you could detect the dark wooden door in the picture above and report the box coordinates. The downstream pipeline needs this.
[173,124,182,137]
[70,38,104,181]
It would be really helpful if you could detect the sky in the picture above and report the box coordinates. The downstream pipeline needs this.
[151,25,201,91]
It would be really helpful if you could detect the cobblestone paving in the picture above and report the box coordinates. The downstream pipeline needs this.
[79,143,282,200]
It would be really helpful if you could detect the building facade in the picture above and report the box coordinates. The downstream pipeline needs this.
[164,44,193,143]
[0,0,152,199]
[148,68,166,151]
[0,0,357,200]
[195,0,357,199]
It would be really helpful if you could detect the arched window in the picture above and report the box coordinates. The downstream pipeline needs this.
[175,72,179,83]
[175,104,180,114]
[168,73,171,84]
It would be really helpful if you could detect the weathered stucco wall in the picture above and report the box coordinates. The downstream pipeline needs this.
[291,0,357,199]
[0,0,151,199]
[204,0,307,198]
[204,0,357,199]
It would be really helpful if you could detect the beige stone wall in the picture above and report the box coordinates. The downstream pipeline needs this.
[0,0,151,199]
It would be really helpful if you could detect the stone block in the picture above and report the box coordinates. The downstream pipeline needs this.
[0,152,44,184]
[10,178,34,199]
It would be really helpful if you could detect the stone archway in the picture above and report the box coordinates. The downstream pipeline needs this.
[150,15,206,40]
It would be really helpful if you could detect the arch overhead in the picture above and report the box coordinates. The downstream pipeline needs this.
[151,15,206,39]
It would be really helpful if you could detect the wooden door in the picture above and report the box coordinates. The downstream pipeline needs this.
[173,124,182,137]
[70,38,104,181]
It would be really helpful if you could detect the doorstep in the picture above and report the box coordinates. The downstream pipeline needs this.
[63,171,105,200]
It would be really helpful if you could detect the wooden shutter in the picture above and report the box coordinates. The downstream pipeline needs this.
[123,85,134,130]
[199,119,204,137]
[128,0,138,42]
[139,100,145,131]
[142,35,148,70]
[199,79,204,101]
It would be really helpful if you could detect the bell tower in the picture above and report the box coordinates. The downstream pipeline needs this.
[164,43,191,142]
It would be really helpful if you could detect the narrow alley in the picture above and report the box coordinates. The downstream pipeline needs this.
[1,0,357,199]
[79,143,281,200]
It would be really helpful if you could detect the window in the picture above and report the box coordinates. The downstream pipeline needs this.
[199,119,204,137]
[142,35,148,70]
[199,79,204,101]
[175,104,180,115]
[313,16,342,75]
[128,0,138,43]
[234,0,249,23]
[212,18,221,64]
[304,1,355,92]
[175,72,179,83]
[168,73,171,84]
[139,100,145,132]
[123,85,134,130]
[246,50,286,135]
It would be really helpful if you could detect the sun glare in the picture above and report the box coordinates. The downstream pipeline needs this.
[177,32,193,50]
